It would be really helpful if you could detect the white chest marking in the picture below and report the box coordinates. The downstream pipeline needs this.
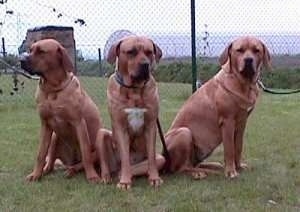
[124,108,147,132]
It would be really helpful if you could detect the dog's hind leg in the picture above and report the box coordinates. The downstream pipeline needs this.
[196,161,223,171]
[131,153,166,177]
[192,161,224,178]
[95,128,117,184]
[165,127,194,173]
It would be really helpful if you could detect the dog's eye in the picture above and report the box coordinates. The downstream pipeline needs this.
[253,48,260,54]
[144,50,153,57]
[236,48,244,53]
[36,47,46,54]
[126,48,138,56]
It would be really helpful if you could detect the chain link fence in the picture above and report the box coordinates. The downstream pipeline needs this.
[0,0,300,107]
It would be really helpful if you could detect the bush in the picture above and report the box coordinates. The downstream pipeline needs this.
[0,54,19,70]
[261,68,300,89]
[13,55,296,89]
[154,61,192,83]
[154,59,220,84]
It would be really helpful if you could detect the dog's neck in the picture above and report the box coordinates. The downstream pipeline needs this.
[215,69,259,111]
[111,73,157,108]
[114,71,148,89]
[39,71,74,93]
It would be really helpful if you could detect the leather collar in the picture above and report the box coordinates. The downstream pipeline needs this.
[39,73,74,93]
[114,71,148,89]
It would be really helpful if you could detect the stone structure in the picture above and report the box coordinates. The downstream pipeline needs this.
[19,25,76,72]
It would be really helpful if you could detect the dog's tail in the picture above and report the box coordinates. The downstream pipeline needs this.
[156,118,171,173]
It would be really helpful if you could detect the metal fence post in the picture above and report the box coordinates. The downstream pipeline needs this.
[2,37,7,73]
[98,48,102,76]
[190,0,197,92]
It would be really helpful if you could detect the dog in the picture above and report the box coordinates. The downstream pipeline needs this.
[97,35,165,189]
[165,36,271,179]
[20,39,102,183]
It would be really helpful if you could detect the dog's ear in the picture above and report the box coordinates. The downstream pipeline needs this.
[107,40,122,64]
[58,45,74,72]
[261,42,272,70]
[152,42,162,63]
[219,43,232,65]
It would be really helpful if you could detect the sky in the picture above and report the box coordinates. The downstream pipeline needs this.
[0,0,299,57]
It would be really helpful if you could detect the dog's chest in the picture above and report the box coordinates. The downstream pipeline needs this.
[124,108,147,133]
[37,93,81,125]
[122,91,155,133]
[126,91,145,107]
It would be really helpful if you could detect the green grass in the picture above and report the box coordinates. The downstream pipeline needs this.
[0,75,299,212]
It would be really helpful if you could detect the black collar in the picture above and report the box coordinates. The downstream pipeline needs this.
[114,71,148,89]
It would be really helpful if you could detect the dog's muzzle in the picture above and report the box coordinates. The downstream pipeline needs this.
[19,52,42,76]
[241,57,256,79]
[131,62,150,83]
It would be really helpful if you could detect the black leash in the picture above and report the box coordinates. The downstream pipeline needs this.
[257,80,300,94]
[156,118,171,172]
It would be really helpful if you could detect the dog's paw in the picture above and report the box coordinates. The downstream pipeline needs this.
[43,163,54,175]
[191,171,207,180]
[101,174,112,184]
[225,168,239,179]
[117,181,132,190]
[64,166,77,178]
[237,162,248,171]
[87,174,101,184]
[26,171,42,182]
[149,177,163,188]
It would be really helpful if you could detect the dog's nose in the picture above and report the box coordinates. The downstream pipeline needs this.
[19,52,34,74]
[139,61,150,72]
[19,52,30,62]
[244,58,253,66]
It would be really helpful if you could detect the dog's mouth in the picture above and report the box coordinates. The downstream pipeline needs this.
[130,63,150,84]
[241,58,256,80]
[19,54,43,77]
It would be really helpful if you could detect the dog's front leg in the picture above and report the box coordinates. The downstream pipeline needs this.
[43,133,58,175]
[146,123,163,187]
[234,117,248,171]
[221,118,239,179]
[75,118,100,183]
[26,123,53,181]
[114,128,131,190]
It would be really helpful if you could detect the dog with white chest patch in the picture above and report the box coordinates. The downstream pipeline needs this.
[95,35,165,190]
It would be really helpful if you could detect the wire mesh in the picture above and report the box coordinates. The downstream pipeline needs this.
[0,0,299,107]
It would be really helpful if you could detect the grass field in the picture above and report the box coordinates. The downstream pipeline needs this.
[0,76,299,212]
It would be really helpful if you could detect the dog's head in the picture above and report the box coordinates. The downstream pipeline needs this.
[219,36,271,81]
[20,39,74,78]
[107,35,162,87]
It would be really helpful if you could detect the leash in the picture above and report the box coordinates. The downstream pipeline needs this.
[0,58,39,80]
[156,118,171,172]
[257,80,300,94]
